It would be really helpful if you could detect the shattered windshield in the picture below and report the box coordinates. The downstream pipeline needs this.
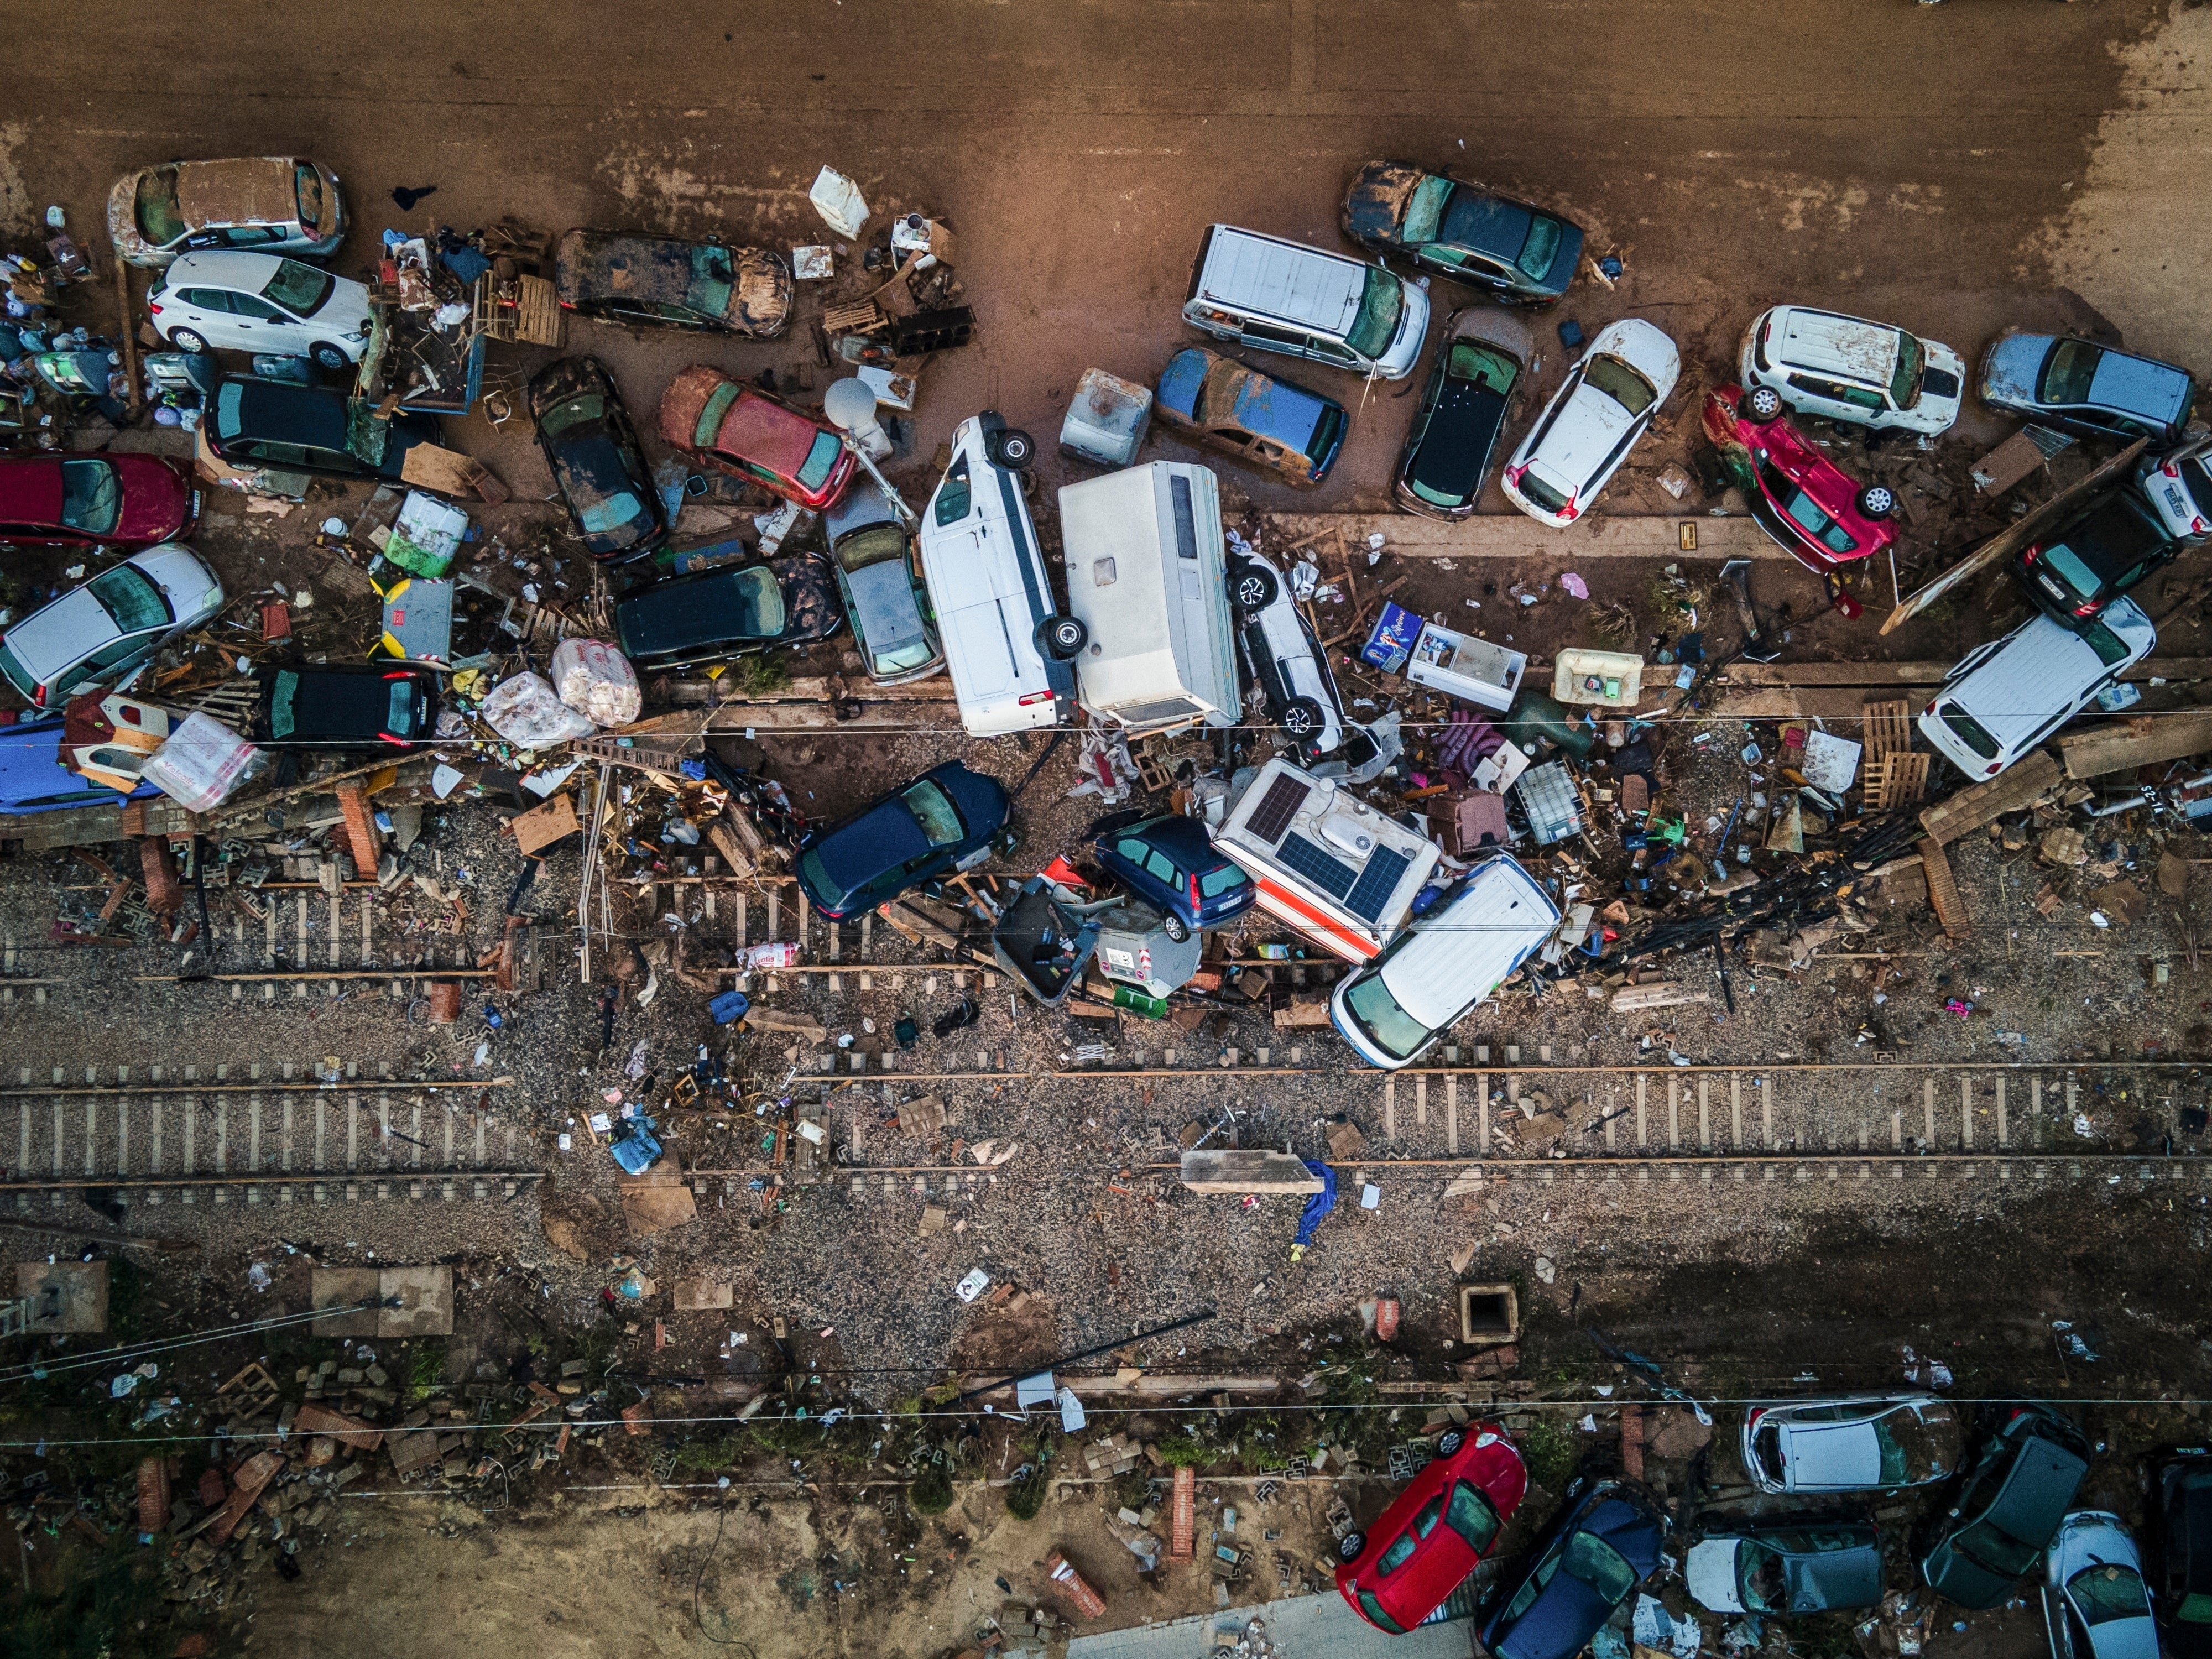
[1890,332,1926,409]
[263,258,335,317]
[135,169,185,244]
[58,460,122,535]
[685,245,735,322]
[1345,268,1404,362]
[1344,973,1427,1060]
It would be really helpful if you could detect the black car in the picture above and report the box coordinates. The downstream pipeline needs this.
[208,375,441,482]
[1482,1477,1667,1659]
[528,357,666,563]
[2155,1451,2212,1658]
[1395,307,1535,519]
[257,664,440,749]
[613,555,842,672]
[554,229,792,337]
[1919,1406,2091,1610]
[2011,488,2179,627]
[795,761,1009,920]
[1343,161,1584,306]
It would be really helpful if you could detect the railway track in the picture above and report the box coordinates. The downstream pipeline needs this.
[0,1066,543,1212]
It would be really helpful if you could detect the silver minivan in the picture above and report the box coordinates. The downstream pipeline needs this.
[1329,853,1558,1068]
[1183,225,1430,382]
[1060,462,1240,737]
[1918,596,2154,779]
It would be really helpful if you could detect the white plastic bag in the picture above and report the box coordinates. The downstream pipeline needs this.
[550,638,641,728]
[808,166,870,239]
[478,671,595,747]
[142,712,264,811]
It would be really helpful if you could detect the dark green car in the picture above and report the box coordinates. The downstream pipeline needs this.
[1394,307,1535,520]
[1921,1407,2090,1609]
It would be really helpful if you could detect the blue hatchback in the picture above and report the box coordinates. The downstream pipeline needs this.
[1091,812,1253,941]
[1481,1479,1666,1659]
[796,761,1008,920]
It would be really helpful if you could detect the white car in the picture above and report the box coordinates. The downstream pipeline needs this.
[0,546,225,710]
[1502,317,1679,526]
[2041,1512,2158,1659]
[1739,305,1964,436]
[1741,1394,1961,1495]
[1228,547,1347,755]
[2135,445,2212,541]
[1918,596,2155,779]
[147,251,374,369]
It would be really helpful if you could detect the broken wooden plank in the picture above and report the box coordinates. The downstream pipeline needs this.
[1918,837,1971,939]
[1609,982,1712,1013]
[2059,711,2212,780]
[1177,1150,1324,1194]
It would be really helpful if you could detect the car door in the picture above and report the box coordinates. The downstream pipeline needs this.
[171,286,238,344]
[224,288,295,345]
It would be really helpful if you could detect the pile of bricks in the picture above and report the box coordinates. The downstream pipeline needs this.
[1081,1431,1149,1479]
[989,1603,1063,1656]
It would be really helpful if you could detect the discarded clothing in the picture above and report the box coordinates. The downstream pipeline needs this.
[1293,1160,1338,1247]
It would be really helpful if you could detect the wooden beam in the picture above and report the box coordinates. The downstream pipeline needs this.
[2059,711,2212,780]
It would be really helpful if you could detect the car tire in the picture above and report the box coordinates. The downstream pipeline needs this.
[989,428,1036,470]
[1282,697,1324,737]
[1232,562,1279,612]
[1338,1532,1365,1563]
[169,328,210,354]
[309,341,351,371]
[1162,911,1191,944]
[1743,385,1785,422]
[1436,1428,1467,1457]
[1858,484,1897,519]
[1038,614,1088,660]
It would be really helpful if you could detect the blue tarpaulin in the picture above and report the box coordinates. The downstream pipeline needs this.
[1293,1160,1337,1246]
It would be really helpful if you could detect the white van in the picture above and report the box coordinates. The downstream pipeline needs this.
[1212,758,1441,963]
[1183,225,1430,382]
[1329,854,1558,1069]
[1918,595,2154,778]
[1059,462,1239,737]
[917,413,1079,736]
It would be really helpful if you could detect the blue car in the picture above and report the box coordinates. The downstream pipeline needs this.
[0,716,159,816]
[1482,1479,1667,1659]
[1091,812,1254,941]
[1155,347,1347,487]
[796,761,1008,920]
[1979,332,2195,445]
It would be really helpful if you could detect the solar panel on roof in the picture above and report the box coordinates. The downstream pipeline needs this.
[1244,771,1311,845]
[1343,846,1413,923]
[1277,833,1357,902]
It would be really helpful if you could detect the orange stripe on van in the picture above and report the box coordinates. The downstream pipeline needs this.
[1253,877,1378,964]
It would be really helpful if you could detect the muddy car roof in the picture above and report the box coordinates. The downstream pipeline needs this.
[557,231,701,302]
[172,159,300,229]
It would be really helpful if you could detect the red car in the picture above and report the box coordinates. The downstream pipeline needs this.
[1702,383,1896,602]
[0,455,197,550]
[1337,1423,1527,1634]
[657,366,857,510]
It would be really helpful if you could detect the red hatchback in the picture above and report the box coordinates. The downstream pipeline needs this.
[1337,1424,1527,1634]
[657,366,856,511]
[0,454,197,551]
[1702,383,1896,588]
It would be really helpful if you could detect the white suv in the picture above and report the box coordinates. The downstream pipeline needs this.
[148,251,374,369]
[1502,317,1679,526]
[1740,305,1964,436]
[1918,595,2153,778]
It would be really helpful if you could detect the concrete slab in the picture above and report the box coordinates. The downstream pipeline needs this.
[309,1267,382,1338]
[673,1277,734,1311]
[1178,1151,1325,1195]
[377,1265,453,1338]
[618,1172,698,1234]
[14,1260,107,1333]
[1068,1590,1475,1659]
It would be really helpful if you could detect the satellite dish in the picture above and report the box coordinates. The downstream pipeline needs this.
[822,376,891,460]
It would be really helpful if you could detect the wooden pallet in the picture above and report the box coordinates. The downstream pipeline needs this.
[1867,750,1931,810]
[821,298,884,336]
[513,275,562,347]
[1860,698,1915,766]
[1917,836,1971,939]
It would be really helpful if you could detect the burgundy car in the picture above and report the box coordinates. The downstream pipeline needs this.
[1337,1423,1527,1634]
[0,455,197,550]
[656,366,855,511]
[1702,383,1896,603]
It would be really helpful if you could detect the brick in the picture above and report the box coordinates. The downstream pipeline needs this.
[335,780,383,878]
[1046,1552,1107,1621]
[293,1402,383,1452]
[139,837,182,915]
[136,1457,170,1535]
[1168,1465,1196,1561]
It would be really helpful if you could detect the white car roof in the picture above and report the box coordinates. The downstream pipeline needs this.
[5,586,120,680]
[1376,855,1557,1027]
[1769,306,1907,387]
[1947,597,2154,750]
[166,249,306,289]
[1198,226,1364,337]
[1525,319,1679,495]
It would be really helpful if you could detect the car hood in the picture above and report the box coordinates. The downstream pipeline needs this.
[1343,161,1427,245]
[2091,352,2193,426]
[1981,332,2051,406]
[1686,1541,1746,1614]
[1499,1571,1615,1659]
[128,546,222,619]
[933,764,1009,839]
[1527,375,1637,493]
[0,718,159,813]
[111,456,194,541]
[307,276,374,338]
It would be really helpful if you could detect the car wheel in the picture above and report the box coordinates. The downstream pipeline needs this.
[1858,484,1897,519]
[1162,911,1192,943]
[1436,1428,1467,1457]
[1338,1532,1366,1563]
[309,341,351,371]
[989,427,1036,470]
[1743,385,1785,422]
[1039,614,1088,660]
[1233,563,1279,612]
[1282,697,1324,737]
[169,328,210,354]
